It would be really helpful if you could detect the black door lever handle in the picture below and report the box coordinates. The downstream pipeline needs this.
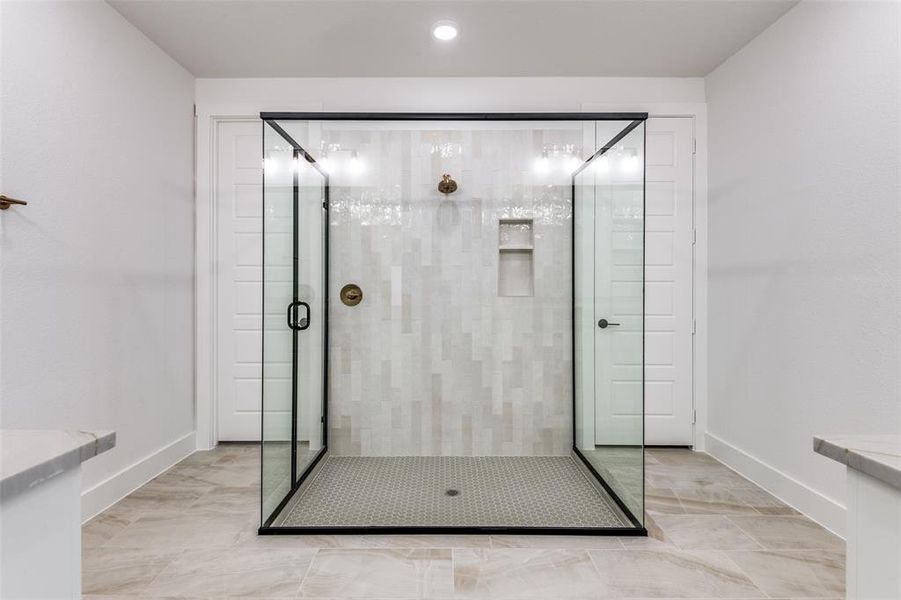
[598,319,620,329]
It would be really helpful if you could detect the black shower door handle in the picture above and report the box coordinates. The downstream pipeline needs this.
[287,301,311,331]
[597,318,620,329]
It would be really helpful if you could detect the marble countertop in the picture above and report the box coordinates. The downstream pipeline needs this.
[0,429,116,500]
[814,434,901,491]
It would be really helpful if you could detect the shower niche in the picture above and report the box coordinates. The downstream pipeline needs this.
[498,219,534,297]
[260,113,648,535]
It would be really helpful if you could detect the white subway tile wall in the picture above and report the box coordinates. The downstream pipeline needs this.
[326,126,581,456]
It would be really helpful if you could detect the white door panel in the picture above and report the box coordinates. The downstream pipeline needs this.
[592,117,694,447]
[593,123,646,445]
[217,118,327,449]
[644,117,694,446]
[217,120,264,441]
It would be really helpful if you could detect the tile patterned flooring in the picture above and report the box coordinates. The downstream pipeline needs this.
[83,445,845,598]
[277,456,626,528]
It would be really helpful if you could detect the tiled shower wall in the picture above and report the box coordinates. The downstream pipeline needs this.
[327,126,581,456]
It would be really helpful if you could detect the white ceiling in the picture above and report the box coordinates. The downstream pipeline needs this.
[109,0,798,78]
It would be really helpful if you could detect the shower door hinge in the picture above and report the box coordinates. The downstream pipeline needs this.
[692,410,697,425]
[692,320,697,335]
[692,138,697,154]
[692,229,697,245]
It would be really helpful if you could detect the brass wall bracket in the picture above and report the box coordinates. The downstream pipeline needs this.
[340,284,363,306]
[0,195,27,210]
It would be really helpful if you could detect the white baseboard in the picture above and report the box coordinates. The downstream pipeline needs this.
[704,432,846,538]
[81,431,196,523]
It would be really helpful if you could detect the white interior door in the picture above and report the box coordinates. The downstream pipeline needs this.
[593,122,646,446]
[591,117,694,447]
[216,120,264,441]
[644,117,694,445]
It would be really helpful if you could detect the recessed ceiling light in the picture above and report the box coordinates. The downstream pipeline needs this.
[431,20,459,41]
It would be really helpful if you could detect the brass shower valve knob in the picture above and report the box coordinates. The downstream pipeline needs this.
[438,174,458,194]
[340,284,363,306]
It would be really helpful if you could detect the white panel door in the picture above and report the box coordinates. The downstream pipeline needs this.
[644,117,694,445]
[593,122,647,446]
[216,120,264,441]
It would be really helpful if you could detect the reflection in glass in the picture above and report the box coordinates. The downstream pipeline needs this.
[574,121,646,524]
[261,122,294,522]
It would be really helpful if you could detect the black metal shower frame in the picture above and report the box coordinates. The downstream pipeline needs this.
[259,112,648,536]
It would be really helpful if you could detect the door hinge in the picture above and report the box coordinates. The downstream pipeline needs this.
[692,229,697,246]
[692,138,697,155]
[193,103,197,117]
[321,416,325,423]
[692,320,697,335]
[691,410,697,425]
[323,201,328,210]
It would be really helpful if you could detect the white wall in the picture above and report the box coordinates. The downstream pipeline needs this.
[0,0,196,519]
[705,0,901,535]
[196,77,705,112]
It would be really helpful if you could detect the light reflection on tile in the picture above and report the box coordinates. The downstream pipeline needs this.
[299,548,453,598]
[454,548,604,599]
[645,487,685,515]
[726,549,845,598]
[646,464,755,490]
[653,515,762,550]
[588,548,765,598]
[82,547,179,595]
[237,532,491,549]
[674,487,760,515]
[146,548,316,598]
[188,485,259,515]
[103,509,252,549]
[490,535,623,550]
[728,516,845,550]
[81,511,134,549]
[729,487,800,515]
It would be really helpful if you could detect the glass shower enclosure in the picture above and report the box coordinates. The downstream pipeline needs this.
[260,113,647,535]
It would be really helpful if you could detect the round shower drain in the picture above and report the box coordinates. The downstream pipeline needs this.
[445,489,460,497]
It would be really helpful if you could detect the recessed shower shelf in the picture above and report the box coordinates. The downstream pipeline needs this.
[499,218,534,248]
[498,219,534,297]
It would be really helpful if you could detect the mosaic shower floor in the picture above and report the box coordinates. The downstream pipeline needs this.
[276,456,631,529]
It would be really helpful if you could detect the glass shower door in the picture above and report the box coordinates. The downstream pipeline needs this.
[261,121,327,527]
[574,119,646,526]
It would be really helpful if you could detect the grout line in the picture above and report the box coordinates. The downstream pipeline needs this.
[450,546,457,596]
[711,549,773,599]
[584,545,611,585]
[128,547,188,596]
[294,547,319,597]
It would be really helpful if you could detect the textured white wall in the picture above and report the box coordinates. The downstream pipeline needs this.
[195,77,706,111]
[0,1,195,504]
[706,1,901,534]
